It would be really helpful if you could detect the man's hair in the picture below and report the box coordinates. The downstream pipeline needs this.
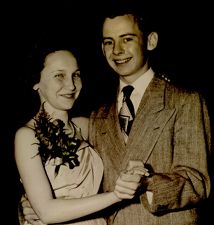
[101,0,157,35]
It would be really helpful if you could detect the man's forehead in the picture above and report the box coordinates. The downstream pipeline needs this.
[102,15,140,37]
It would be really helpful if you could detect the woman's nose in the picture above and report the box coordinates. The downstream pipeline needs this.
[64,77,75,90]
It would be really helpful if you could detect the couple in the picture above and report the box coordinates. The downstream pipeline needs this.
[15,1,211,225]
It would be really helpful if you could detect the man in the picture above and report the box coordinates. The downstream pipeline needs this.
[21,0,211,224]
[88,0,211,224]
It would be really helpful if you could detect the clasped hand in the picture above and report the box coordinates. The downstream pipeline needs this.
[113,160,150,200]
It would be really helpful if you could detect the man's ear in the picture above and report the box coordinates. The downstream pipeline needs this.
[147,32,158,51]
[33,83,39,91]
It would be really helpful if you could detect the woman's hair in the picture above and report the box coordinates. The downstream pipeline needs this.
[23,32,81,89]
[17,31,87,124]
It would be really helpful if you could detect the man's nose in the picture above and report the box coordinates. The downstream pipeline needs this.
[113,41,124,55]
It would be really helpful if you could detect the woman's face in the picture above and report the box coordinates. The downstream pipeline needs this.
[35,50,82,111]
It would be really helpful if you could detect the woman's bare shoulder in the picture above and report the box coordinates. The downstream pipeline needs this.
[15,119,36,140]
[15,126,35,141]
[71,117,89,140]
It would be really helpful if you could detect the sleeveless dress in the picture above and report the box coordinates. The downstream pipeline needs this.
[22,124,107,225]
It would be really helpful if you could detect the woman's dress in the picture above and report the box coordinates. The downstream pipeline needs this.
[21,123,107,225]
[44,141,106,225]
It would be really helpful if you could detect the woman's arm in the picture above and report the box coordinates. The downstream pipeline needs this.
[15,127,143,224]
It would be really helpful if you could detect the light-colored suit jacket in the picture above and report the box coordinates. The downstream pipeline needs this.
[89,75,211,225]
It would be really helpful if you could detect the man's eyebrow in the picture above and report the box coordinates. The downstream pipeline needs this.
[103,37,113,40]
[103,33,137,40]
[120,33,137,38]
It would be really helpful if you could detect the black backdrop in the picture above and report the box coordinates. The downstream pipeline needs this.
[1,1,213,224]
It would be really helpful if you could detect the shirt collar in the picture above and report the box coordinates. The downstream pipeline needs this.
[119,68,154,93]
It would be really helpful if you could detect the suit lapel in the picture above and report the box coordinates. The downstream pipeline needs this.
[100,103,127,167]
[122,77,176,167]
[104,103,125,147]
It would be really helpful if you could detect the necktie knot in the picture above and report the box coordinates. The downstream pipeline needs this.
[122,85,134,99]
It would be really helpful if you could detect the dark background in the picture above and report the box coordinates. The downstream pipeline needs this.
[1,1,213,224]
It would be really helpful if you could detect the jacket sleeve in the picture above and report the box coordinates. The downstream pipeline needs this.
[141,92,212,214]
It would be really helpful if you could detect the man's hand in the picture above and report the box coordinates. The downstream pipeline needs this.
[21,195,46,225]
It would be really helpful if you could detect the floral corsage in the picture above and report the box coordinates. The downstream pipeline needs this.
[33,107,82,176]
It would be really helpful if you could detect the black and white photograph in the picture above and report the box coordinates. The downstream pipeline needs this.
[1,1,213,224]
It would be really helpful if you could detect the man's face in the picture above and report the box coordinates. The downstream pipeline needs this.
[102,14,148,83]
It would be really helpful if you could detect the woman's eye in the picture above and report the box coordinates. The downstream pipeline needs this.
[73,71,81,80]
[55,73,65,79]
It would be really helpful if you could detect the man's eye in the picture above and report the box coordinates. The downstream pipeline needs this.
[103,40,113,46]
[123,37,133,43]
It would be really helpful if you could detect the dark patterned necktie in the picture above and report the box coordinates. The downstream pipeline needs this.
[119,85,135,136]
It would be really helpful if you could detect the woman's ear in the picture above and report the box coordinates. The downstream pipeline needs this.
[147,32,158,51]
[101,43,106,57]
[33,83,39,91]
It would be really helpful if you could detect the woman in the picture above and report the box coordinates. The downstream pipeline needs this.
[15,35,148,225]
